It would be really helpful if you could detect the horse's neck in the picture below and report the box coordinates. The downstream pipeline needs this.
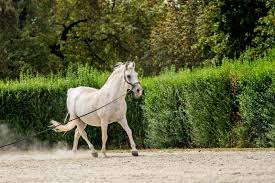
[100,71,127,99]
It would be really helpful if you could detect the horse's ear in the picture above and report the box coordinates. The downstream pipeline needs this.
[125,61,135,69]
[125,62,130,69]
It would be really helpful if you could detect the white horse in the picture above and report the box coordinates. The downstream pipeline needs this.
[50,62,143,157]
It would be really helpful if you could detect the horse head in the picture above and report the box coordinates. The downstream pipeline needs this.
[124,62,143,97]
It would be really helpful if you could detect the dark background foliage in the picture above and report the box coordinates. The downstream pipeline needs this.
[0,0,274,79]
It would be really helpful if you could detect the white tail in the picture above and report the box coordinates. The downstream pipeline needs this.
[49,120,76,132]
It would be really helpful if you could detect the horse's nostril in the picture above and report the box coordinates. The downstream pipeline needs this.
[137,88,140,93]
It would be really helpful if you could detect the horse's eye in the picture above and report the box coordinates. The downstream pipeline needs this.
[127,75,131,79]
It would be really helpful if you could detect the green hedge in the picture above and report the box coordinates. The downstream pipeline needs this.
[144,74,190,148]
[143,69,236,148]
[237,73,275,147]
[0,51,275,149]
[0,66,144,149]
[235,60,275,147]
[143,49,275,148]
[183,71,234,147]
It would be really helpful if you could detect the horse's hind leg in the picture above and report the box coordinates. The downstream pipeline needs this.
[77,120,98,157]
[72,128,81,153]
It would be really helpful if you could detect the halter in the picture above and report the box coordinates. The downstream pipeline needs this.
[124,69,140,89]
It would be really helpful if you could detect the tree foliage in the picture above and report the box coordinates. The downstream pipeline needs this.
[195,0,270,65]
[148,0,201,74]
[0,0,274,79]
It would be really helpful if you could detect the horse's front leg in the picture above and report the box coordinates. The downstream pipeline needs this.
[118,118,138,156]
[101,121,108,158]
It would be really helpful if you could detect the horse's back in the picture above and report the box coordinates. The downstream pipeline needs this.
[67,87,98,95]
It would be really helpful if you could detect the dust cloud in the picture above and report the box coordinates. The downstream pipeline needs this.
[0,123,69,151]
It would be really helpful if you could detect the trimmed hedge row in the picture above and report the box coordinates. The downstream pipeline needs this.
[144,69,235,148]
[0,51,275,149]
[237,66,275,147]
[144,74,190,148]
[0,66,145,149]
[144,50,275,148]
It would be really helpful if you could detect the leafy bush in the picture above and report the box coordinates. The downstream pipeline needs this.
[144,73,190,148]
[143,50,275,148]
[234,56,275,147]
[183,69,234,147]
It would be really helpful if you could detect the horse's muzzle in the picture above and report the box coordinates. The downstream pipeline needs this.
[133,85,143,98]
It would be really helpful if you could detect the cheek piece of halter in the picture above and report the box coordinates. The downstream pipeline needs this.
[124,69,141,92]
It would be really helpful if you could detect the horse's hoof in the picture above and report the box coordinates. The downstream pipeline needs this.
[102,152,107,158]
[131,150,139,156]
[92,152,98,157]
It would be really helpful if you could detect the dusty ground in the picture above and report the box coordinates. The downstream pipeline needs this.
[0,149,274,183]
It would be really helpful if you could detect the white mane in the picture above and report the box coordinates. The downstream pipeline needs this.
[106,63,125,83]
[105,62,135,84]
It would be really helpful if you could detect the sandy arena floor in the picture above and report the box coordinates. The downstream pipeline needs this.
[0,149,274,183]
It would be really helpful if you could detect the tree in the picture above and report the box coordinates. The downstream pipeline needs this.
[195,0,269,65]
[0,0,58,79]
[148,0,201,74]
[50,0,160,72]
[0,0,274,79]
[0,0,161,79]
[0,0,19,78]
[252,0,275,55]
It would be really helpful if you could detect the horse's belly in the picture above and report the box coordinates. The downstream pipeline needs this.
[85,120,101,127]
